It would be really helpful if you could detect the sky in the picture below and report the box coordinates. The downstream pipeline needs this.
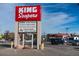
[0,3,79,34]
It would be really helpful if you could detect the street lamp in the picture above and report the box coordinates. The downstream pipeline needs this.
[65,27,69,34]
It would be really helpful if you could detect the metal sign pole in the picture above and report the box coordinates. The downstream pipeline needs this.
[37,21,41,49]
[14,22,21,48]
[31,34,33,48]
[14,22,18,48]
[22,34,25,47]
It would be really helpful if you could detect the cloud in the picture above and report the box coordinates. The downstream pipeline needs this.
[44,12,76,27]
[42,12,76,33]
[42,3,69,8]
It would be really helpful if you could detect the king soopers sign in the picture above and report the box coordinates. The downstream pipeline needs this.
[16,5,41,21]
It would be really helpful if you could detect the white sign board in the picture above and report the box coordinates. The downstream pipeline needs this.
[18,21,36,32]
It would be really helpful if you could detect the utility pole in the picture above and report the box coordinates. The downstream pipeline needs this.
[65,27,69,34]
[43,32,46,41]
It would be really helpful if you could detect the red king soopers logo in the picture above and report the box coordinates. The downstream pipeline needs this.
[15,5,41,21]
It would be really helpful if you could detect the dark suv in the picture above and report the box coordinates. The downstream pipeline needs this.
[50,38,64,45]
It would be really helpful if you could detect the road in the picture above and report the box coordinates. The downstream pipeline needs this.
[0,42,79,56]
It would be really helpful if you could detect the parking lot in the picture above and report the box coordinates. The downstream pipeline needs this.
[0,42,79,56]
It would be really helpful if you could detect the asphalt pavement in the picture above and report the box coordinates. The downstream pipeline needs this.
[0,42,79,56]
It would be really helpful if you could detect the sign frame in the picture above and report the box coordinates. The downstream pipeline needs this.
[18,21,37,33]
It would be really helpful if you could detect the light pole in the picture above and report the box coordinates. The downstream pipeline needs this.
[65,27,69,34]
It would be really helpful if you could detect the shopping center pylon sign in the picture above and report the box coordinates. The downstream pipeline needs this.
[15,5,41,21]
[15,5,41,49]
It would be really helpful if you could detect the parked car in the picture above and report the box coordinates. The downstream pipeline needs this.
[0,39,6,43]
[66,37,79,46]
[50,38,64,45]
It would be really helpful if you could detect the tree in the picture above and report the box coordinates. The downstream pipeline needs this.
[4,30,10,40]
[0,34,4,40]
